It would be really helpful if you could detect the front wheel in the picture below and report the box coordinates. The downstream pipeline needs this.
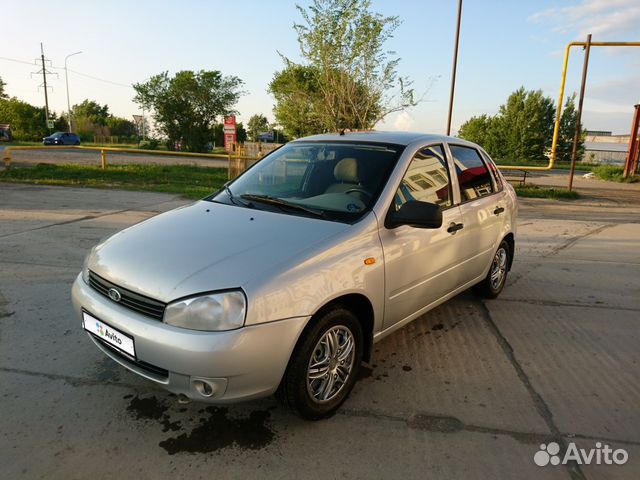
[474,240,510,299]
[277,307,363,420]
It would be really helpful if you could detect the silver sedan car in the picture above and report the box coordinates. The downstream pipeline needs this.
[72,131,517,419]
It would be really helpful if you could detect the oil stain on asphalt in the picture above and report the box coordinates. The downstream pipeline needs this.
[126,395,276,454]
[159,407,275,455]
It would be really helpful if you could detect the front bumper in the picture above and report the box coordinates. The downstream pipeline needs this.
[71,274,308,402]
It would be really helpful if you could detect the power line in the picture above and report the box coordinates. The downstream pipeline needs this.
[64,68,133,88]
[0,56,37,66]
[1,54,134,88]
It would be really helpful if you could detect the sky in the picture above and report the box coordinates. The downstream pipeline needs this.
[1,0,639,135]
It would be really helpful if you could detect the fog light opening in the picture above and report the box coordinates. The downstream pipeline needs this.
[194,380,215,397]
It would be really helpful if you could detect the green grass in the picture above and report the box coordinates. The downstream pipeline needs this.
[514,184,580,200]
[2,140,42,146]
[494,159,600,172]
[0,163,228,199]
[592,165,638,183]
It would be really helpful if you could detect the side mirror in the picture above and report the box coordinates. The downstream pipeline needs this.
[385,200,443,229]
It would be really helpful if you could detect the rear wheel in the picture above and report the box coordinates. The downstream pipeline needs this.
[278,307,363,420]
[474,240,510,299]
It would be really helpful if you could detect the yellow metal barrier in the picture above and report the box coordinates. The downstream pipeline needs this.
[499,40,640,171]
[2,145,259,179]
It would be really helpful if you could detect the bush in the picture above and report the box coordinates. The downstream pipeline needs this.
[592,165,638,183]
[139,138,162,150]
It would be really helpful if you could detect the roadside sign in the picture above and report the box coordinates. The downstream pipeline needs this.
[224,116,237,151]
[47,120,54,129]
[258,130,274,141]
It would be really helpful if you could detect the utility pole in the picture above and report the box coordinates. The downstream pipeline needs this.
[568,34,592,192]
[446,0,463,136]
[41,43,50,130]
[31,43,58,132]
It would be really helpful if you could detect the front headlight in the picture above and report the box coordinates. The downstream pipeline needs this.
[164,291,246,331]
[81,248,94,284]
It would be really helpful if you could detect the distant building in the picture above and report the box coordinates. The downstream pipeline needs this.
[581,130,635,165]
[585,130,612,137]
[583,141,628,165]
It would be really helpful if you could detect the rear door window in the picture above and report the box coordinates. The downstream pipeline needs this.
[450,145,495,202]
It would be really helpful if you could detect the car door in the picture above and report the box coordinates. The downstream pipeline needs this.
[379,144,467,330]
[447,143,507,281]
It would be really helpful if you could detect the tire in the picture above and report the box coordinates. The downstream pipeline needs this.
[474,239,510,299]
[277,307,363,420]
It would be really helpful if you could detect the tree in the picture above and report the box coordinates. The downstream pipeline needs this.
[72,99,111,138]
[106,116,137,138]
[0,76,7,99]
[458,114,499,154]
[459,87,556,162]
[557,94,585,163]
[212,123,224,148]
[247,114,270,141]
[236,122,247,143]
[73,99,110,125]
[495,88,555,161]
[0,96,67,140]
[0,97,47,140]
[269,64,324,138]
[271,0,416,136]
[133,70,244,152]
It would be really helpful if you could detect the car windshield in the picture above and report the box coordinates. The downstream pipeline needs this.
[210,141,404,222]
[51,132,64,138]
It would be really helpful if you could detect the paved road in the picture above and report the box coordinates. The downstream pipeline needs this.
[1,183,639,479]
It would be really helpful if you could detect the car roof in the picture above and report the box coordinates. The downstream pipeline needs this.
[291,131,476,147]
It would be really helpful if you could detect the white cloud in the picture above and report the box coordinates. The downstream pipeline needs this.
[529,0,640,39]
[391,111,415,131]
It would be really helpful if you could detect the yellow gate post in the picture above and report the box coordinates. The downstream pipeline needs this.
[499,40,640,172]
[100,149,107,169]
[3,148,11,169]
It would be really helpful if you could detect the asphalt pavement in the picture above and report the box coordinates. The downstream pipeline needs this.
[0,182,639,479]
[2,147,228,169]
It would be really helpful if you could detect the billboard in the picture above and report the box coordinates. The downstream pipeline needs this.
[224,115,237,151]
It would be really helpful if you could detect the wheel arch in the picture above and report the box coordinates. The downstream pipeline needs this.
[307,293,375,363]
[503,232,515,270]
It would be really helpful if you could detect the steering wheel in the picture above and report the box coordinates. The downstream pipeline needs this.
[344,187,373,201]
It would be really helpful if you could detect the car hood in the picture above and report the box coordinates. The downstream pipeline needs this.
[89,201,350,302]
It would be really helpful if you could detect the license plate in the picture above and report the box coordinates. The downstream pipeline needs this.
[82,311,135,357]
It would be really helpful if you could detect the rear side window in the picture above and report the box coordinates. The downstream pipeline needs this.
[394,144,452,210]
[450,145,495,201]
[482,151,503,191]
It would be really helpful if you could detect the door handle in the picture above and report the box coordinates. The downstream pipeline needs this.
[447,222,464,234]
[493,207,505,215]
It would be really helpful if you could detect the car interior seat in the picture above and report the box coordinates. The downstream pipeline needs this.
[324,157,369,202]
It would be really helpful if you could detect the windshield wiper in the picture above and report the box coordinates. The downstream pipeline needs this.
[224,184,252,208]
[240,194,329,219]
